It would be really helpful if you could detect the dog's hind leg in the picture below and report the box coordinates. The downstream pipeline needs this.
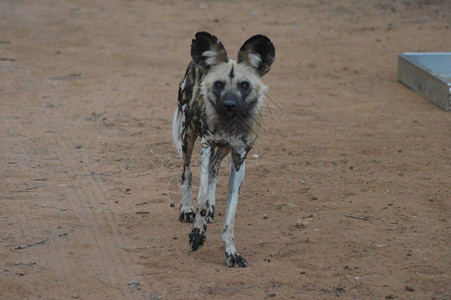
[179,132,197,222]
[179,164,195,222]
[222,156,248,267]
[173,107,197,222]
[206,146,230,223]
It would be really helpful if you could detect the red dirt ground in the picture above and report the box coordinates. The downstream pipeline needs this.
[1,0,450,299]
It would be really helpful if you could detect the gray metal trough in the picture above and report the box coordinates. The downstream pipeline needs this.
[398,52,451,111]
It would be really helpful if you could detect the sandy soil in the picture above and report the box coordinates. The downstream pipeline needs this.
[1,0,450,299]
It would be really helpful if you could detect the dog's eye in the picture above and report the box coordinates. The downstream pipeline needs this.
[240,81,250,90]
[214,80,224,90]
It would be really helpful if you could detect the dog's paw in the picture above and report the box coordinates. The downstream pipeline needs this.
[179,207,195,223]
[206,205,215,223]
[189,227,206,251]
[225,251,248,268]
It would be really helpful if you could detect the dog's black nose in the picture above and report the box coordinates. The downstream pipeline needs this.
[223,99,236,110]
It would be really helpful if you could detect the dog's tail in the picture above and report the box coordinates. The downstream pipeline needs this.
[172,106,183,158]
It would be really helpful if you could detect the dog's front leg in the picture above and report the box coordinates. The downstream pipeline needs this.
[222,158,248,267]
[189,138,211,251]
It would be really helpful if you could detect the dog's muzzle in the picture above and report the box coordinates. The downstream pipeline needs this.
[223,99,237,118]
[220,93,240,118]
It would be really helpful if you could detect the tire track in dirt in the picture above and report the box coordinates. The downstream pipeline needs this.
[45,106,145,297]
[61,135,132,277]
[2,136,77,296]
[1,50,143,296]
[0,45,77,296]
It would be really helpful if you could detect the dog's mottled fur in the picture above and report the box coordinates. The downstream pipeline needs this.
[172,32,275,267]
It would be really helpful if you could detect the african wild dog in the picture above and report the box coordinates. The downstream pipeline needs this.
[172,32,275,267]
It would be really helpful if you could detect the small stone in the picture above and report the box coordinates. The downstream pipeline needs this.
[293,221,307,229]
[405,284,415,292]
[125,188,131,194]
[170,202,176,207]
[263,214,268,219]
[128,280,139,287]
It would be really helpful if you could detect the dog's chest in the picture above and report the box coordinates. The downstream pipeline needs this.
[205,130,249,154]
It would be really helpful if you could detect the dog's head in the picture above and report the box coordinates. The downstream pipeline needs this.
[191,32,275,122]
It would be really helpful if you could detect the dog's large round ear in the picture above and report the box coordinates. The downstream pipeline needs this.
[237,35,275,77]
[191,32,228,73]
